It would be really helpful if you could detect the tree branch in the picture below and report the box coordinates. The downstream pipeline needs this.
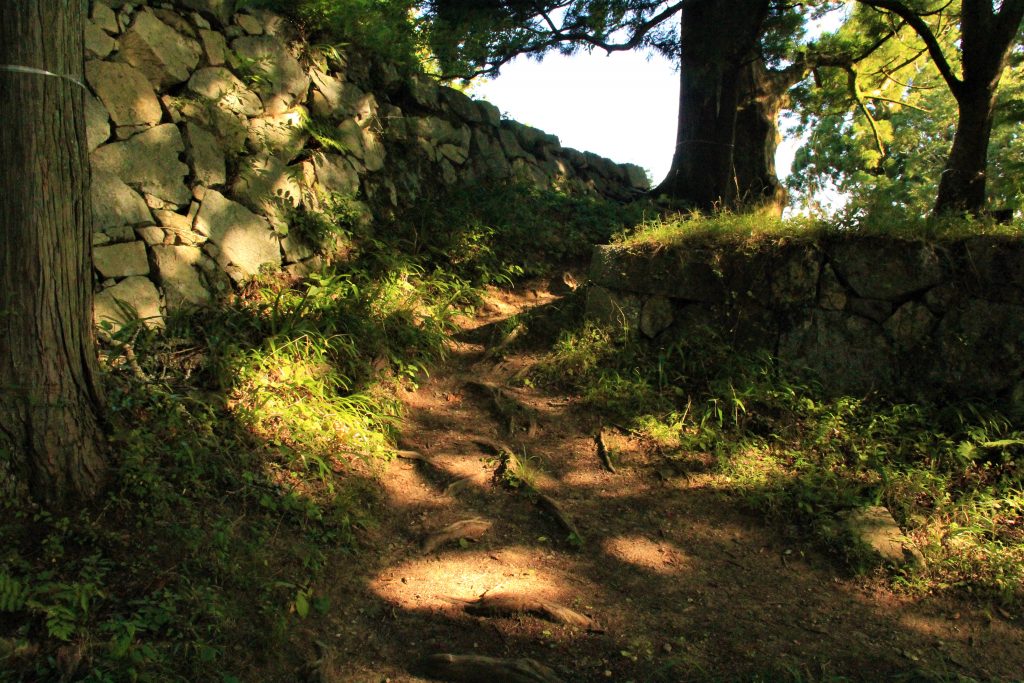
[856,0,963,96]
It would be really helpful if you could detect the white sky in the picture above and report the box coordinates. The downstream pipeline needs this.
[471,49,803,189]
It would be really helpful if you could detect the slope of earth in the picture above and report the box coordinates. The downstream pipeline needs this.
[308,279,1024,683]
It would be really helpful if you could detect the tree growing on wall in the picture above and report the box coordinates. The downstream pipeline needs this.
[0,0,107,505]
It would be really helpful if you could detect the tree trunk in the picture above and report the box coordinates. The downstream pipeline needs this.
[732,57,804,216]
[653,0,771,210]
[0,0,106,505]
[933,85,997,214]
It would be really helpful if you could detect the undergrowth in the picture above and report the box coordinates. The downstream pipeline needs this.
[534,319,1024,606]
[0,235,477,680]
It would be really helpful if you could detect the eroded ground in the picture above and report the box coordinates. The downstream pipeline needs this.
[309,281,1023,683]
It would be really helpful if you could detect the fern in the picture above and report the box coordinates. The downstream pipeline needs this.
[0,571,28,612]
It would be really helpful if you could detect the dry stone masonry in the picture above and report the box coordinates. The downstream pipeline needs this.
[86,0,649,330]
[588,236,1024,400]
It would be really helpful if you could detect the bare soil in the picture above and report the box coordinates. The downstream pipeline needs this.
[311,279,1024,683]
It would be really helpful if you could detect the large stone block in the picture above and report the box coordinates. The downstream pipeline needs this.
[94,241,150,278]
[151,245,212,309]
[92,124,191,205]
[829,238,945,301]
[935,299,1024,395]
[778,310,892,395]
[188,67,263,116]
[85,21,116,59]
[198,28,227,66]
[92,169,153,229]
[231,35,310,114]
[118,9,202,88]
[85,60,162,127]
[194,189,281,281]
[590,245,727,303]
[94,276,163,331]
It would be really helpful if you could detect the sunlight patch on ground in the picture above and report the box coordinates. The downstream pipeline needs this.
[601,535,691,575]
[371,547,586,614]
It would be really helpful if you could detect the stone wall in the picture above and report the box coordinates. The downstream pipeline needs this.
[587,235,1024,399]
[86,0,649,329]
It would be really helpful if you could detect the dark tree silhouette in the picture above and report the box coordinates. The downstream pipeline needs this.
[0,0,106,505]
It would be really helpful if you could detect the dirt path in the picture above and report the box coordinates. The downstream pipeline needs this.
[313,281,1023,682]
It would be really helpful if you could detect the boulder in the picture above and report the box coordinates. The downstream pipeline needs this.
[407,73,439,108]
[770,245,821,305]
[184,122,227,187]
[93,241,150,279]
[817,263,847,311]
[230,35,310,114]
[91,124,191,205]
[640,296,674,338]
[92,169,153,230]
[188,67,263,116]
[118,9,202,88]
[230,153,303,226]
[94,276,163,331]
[884,301,936,351]
[85,61,162,127]
[585,285,641,331]
[194,189,281,281]
[234,13,263,35]
[590,244,727,303]
[151,245,212,309]
[440,86,482,123]
[170,95,248,154]
[935,299,1024,395]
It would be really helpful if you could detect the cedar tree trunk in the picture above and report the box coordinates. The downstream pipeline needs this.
[732,57,805,216]
[653,0,771,210]
[0,0,106,505]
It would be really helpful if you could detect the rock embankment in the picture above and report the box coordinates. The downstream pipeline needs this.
[86,0,649,329]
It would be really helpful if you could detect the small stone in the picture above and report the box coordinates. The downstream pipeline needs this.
[135,226,166,245]
[844,506,926,569]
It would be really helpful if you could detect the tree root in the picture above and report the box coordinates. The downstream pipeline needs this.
[419,653,565,683]
[463,593,598,630]
[422,518,492,554]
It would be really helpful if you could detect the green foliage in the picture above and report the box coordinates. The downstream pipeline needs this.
[244,0,425,69]
[789,1,1024,215]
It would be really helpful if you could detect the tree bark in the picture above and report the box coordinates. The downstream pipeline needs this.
[932,0,1023,214]
[0,0,106,505]
[653,0,771,210]
[934,84,998,214]
[732,57,805,216]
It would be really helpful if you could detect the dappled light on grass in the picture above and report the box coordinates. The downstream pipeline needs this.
[601,535,690,576]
